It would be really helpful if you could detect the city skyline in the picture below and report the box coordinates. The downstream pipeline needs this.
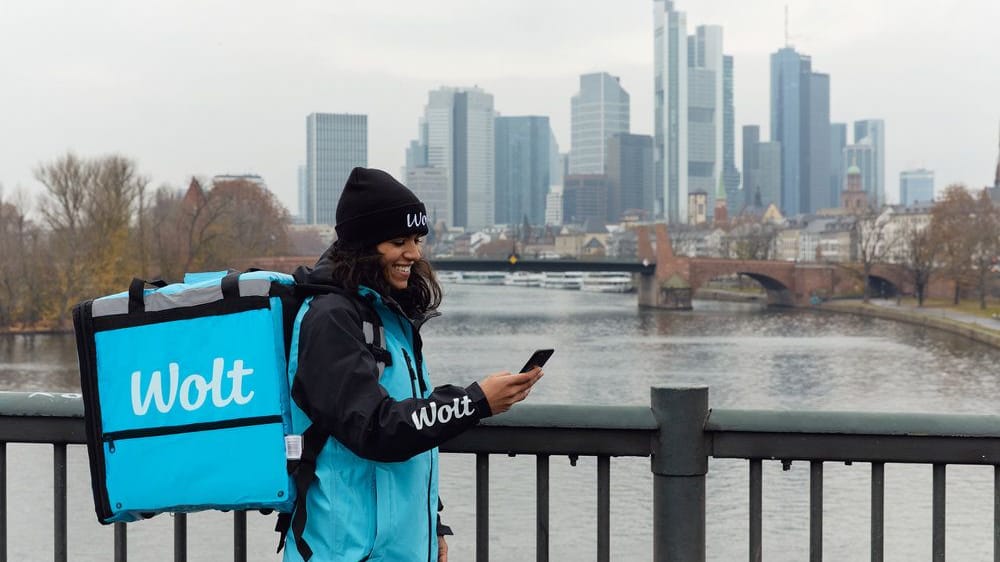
[3,1,999,216]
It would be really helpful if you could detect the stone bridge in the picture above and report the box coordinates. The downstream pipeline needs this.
[237,224,924,310]
[635,224,912,309]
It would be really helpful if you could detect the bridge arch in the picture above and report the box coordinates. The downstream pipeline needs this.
[688,259,798,307]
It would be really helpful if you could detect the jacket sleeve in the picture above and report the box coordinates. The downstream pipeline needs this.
[291,296,492,462]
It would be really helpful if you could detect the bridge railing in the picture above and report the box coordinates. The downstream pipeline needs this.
[3,387,1000,561]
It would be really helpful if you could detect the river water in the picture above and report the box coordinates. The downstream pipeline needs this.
[2,284,1000,561]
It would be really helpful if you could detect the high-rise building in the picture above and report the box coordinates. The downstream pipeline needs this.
[900,169,934,206]
[654,0,688,222]
[740,125,782,211]
[687,25,724,219]
[420,86,495,230]
[829,123,847,209]
[741,125,760,210]
[495,116,551,225]
[406,167,450,227]
[722,54,741,217]
[606,133,655,222]
[297,164,307,220]
[854,119,885,206]
[569,73,630,175]
[770,47,830,215]
[654,5,734,224]
[305,113,367,225]
[562,175,610,225]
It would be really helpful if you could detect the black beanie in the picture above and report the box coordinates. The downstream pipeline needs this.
[334,167,429,247]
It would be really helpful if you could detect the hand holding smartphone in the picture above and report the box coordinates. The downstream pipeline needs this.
[519,348,554,373]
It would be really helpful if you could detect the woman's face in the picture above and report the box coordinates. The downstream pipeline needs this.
[376,234,424,290]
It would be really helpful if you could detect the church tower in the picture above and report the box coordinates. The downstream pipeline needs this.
[841,160,870,211]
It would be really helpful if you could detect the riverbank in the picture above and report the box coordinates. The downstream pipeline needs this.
[819,299,1000,349]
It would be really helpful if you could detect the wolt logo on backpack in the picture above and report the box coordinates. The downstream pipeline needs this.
[131,358,255,416]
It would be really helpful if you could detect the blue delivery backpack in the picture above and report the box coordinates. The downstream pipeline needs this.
[72,270,307,524]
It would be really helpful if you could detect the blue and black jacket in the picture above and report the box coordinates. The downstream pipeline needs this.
[282,259,492,561]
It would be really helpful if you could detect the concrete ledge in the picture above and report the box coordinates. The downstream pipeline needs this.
[817,301,1000,349]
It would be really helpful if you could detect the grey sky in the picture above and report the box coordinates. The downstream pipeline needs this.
[3,0,999,214]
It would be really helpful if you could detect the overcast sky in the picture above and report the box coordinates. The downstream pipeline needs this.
[3,0,999,215]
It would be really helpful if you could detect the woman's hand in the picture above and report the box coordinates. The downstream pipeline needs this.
[478,367,544,415]
[438,535,448,562]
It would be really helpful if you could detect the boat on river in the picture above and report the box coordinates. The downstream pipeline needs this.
[580,272,634,293]
[454,271,507,285]
[504,272,544,288]
[540,272,584,290]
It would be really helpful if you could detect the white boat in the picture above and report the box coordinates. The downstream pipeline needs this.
[581,272,635,293]
[454,271,507,285]
[504,272,544,288]
[540,272,584,290]
[436,271,462,283]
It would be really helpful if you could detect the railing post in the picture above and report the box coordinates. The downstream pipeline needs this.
[651,386,708,562]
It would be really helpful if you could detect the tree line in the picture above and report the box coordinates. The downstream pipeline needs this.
[0,153,291,331]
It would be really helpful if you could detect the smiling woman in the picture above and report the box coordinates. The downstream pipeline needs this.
[280,167,544,562]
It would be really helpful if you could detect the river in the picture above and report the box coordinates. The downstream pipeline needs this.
[2,284,999,561]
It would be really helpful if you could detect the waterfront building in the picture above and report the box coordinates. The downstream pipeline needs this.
[770,47,830,215]
[420,86,495,230]
[494,116,551,226]
[569,73,630,175]
[305,113,367,225]
[899,169,935,206]
[606,133,654,222]
[854,119,886,206]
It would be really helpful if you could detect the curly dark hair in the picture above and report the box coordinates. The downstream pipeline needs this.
[323,241,442,317]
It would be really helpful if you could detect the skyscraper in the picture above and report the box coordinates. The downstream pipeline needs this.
[495,116,551,225]
[305,113,367,225]
[854,119,886,207]
[606,133,655,221]
[687,25,724,219]
[722,54,741,217]
[741,125,781,210]
[900,169,934,206]
[569,72,630,175]
[770,47,830,215]
[654,4,734,224]
[829,123,847,209]
[654,0,688,222]
[421,87,495,230]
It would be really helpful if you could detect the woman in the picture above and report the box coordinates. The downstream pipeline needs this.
[282,167,543,561]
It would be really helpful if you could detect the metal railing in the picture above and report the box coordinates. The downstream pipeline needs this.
[5,387,1000,561]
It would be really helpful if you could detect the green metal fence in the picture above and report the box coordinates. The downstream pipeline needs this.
[4,386,1000,561]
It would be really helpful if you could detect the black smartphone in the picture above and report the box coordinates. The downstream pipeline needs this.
[519,349,554,373]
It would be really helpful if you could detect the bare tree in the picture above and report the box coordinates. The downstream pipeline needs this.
[969,190,999,309]
[897,219,939,307]
[930,184,977,305]
[852,208,896,303]
[35,153,146,323]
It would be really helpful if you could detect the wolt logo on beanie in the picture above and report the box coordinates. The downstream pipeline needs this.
[335,167,429,247]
